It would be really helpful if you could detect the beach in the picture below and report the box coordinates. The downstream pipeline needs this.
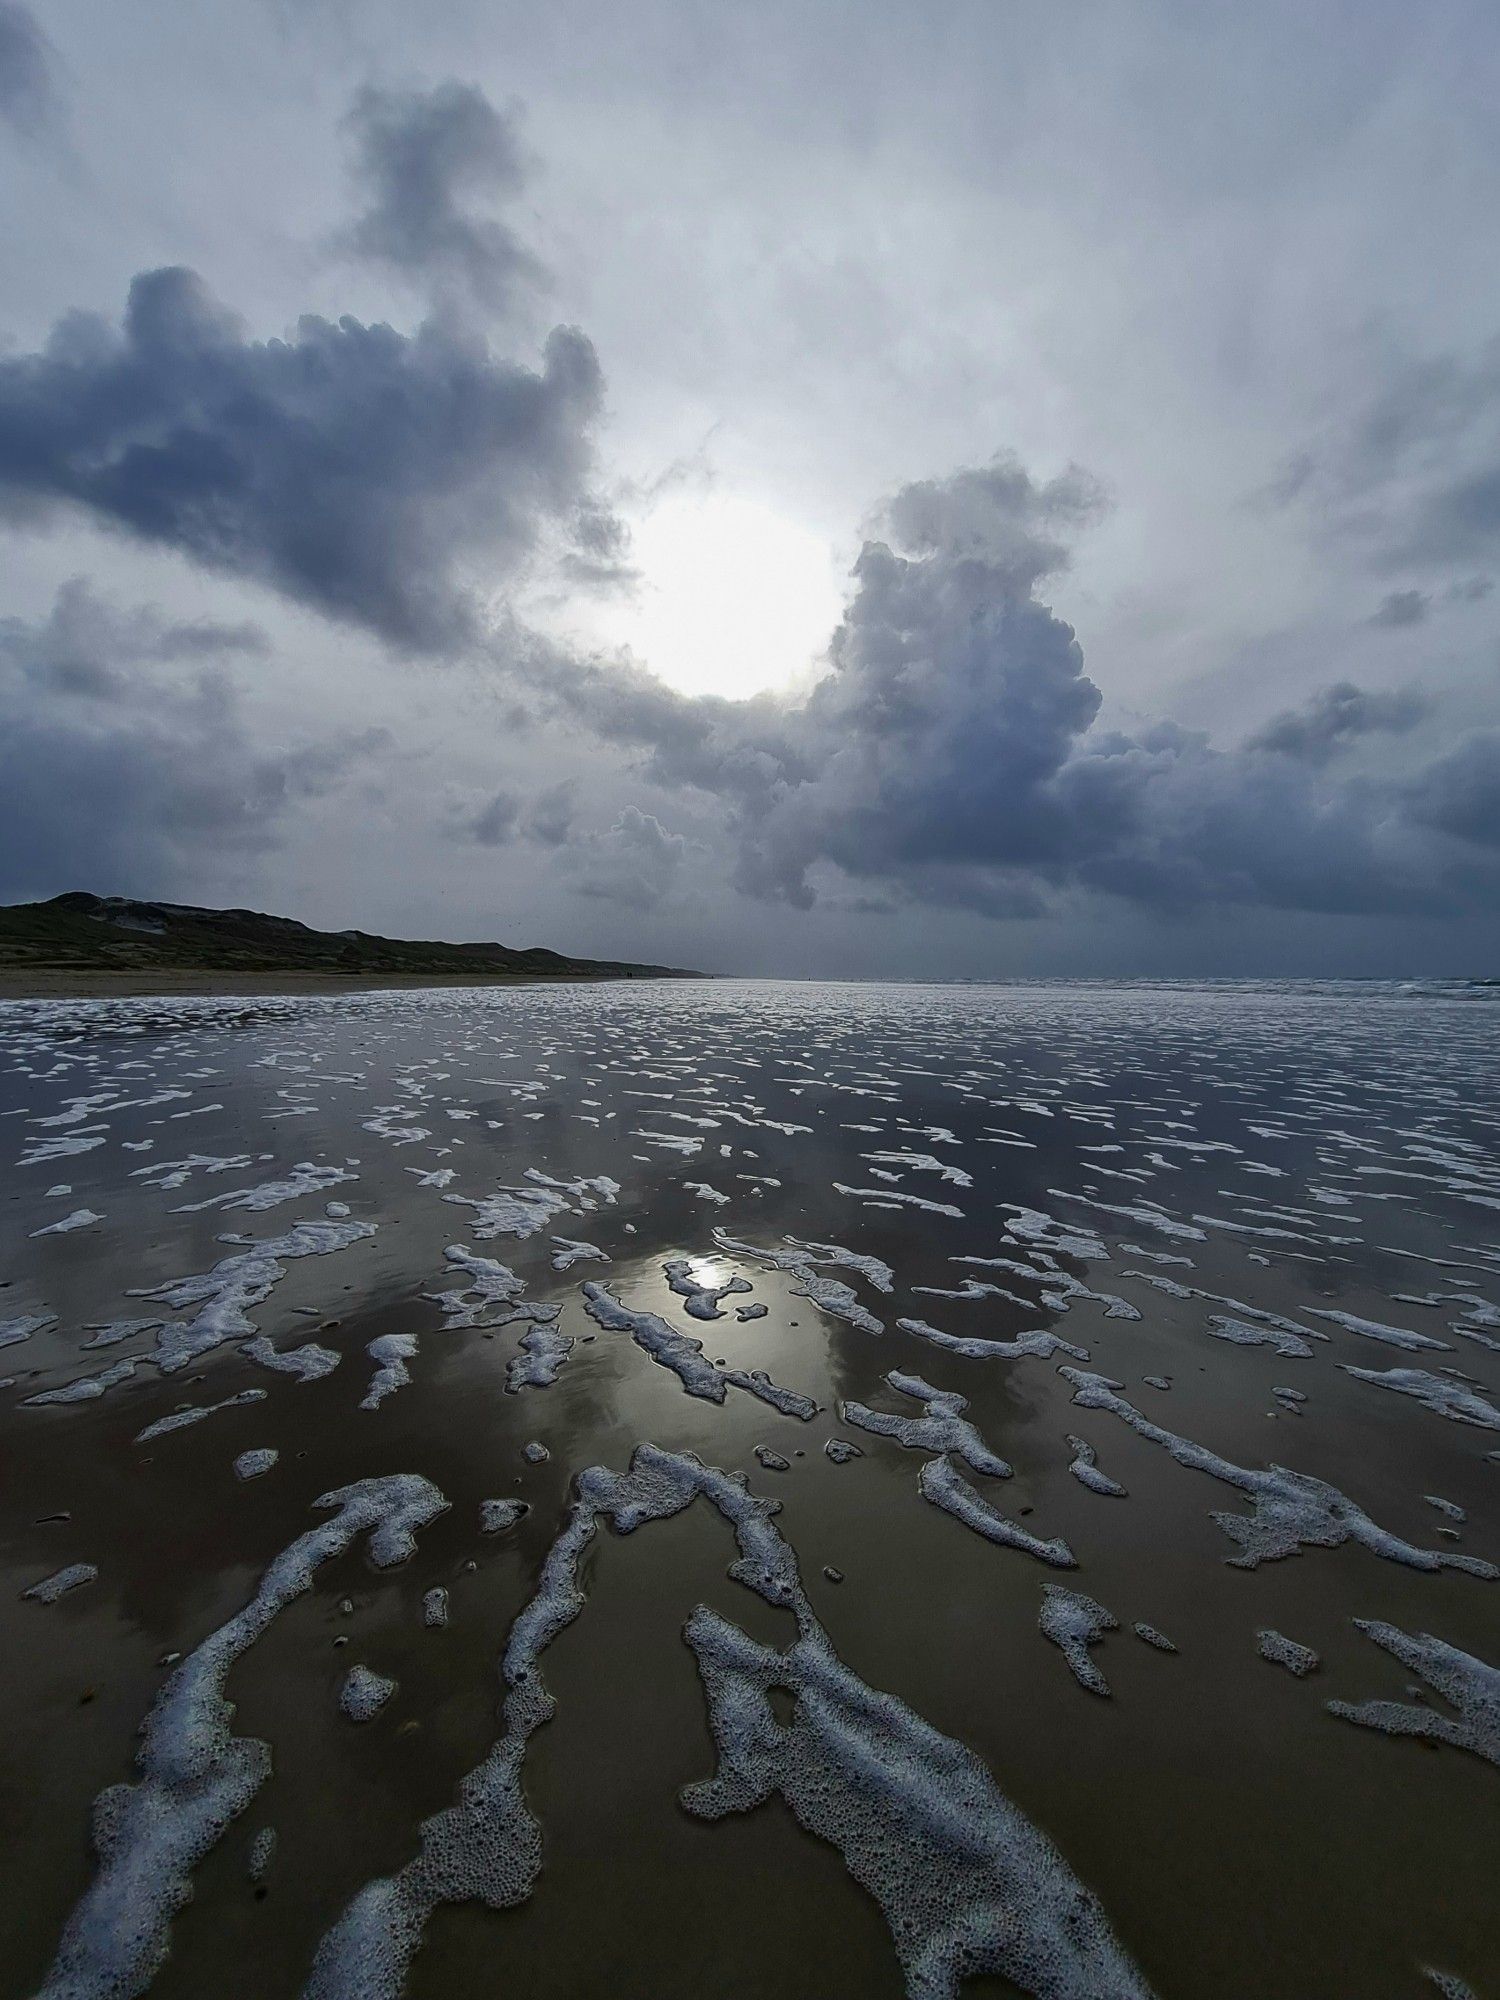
[2,978,1496,1999]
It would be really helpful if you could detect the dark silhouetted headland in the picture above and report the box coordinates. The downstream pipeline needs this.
[0,893,700,995]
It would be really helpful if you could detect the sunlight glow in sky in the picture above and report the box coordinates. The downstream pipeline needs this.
[604,492,846,700]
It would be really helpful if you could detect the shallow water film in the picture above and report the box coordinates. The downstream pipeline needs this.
[2,978,1497,2000]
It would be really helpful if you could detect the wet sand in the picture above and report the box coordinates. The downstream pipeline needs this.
[0,971,649,1000]
[1,979,1496,1999]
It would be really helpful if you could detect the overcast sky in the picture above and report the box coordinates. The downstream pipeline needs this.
[2,0,1499,975]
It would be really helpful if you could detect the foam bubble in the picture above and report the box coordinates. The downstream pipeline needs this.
[1061,1368,1497,1578]
[1066,1436,1126,1497]
[1133,1623,1177,1652]
[663,1257,753,1321]
[305,1445,799,1998]
[549,1236,607,1271]
[784,1237,895,1292]
[861,1149,973,1187]
[581,1283,726,1402]
[506,1325,574,1393]
[788,1271,885,1335]
[898,1317,1086,1363]
[35,1474,447,2000]
[684,1181,731,1204]
[81,1317,163,1351]
[172,1163,354,1215]
[1311,1308,1451,1353]
[1257,1630,1320,1676]
[843,1371,1014,1479]
[311,1438,1149,2000]
[340,1666,397,1723]
[834,1182,964,1218]
[581,1282,813,1419]
[1339,1365,1500,1430]
[361,1334,417,1410]
[723,1368,816,1420]
[135,1387,268,1444]
[0,1310,55,1350]
[444,1171,618,1241]
[233,1449,279,1481]
[1425,1970,1479,1998]
[1327,1621,1498,1767]
[428,1248,560,1328]
[133,1218,374,1375]
[24,1563,98,1604]
[24,1357,141,1405]
[922,1459,1077,1568]
[1039,1586,1117,1694]
[248,1827,277,1883]
[244,1335,340,1381]
[682,1608,1150,1999]
[1206,1315,1314,1360]
[29,1207,104,1237]
[712,1230,888,1335]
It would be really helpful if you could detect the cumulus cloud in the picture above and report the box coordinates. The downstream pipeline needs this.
[0,263,616,650]
[733,461,1105,905]
[531,457,1140,913]
[566,805,694,909]
[0,582,387,898]
[341,80,541,316]
[0,2,59,138]
[519,453,1497,926]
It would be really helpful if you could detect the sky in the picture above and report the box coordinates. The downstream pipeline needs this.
[1,0,1499,977]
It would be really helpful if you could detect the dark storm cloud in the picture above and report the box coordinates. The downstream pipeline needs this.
[0,2,59,137]
[536,456,1141,911]
[528,455,1496,925]
[522,780,576,846]
[464,789,520,846]
[1052,726,1450,919]
[445,777,580,850]
[1368,588,1429,628]
[1,575,268,700]
[341,80,542,315]
[1245,680,1426,765]
[1405,734,1500,850]
[0,582,387,898]
[0,263,615,649]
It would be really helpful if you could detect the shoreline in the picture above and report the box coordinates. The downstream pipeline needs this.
[0,968,688,1000]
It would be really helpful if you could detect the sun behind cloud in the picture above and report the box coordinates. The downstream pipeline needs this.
[595,489,846,701]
